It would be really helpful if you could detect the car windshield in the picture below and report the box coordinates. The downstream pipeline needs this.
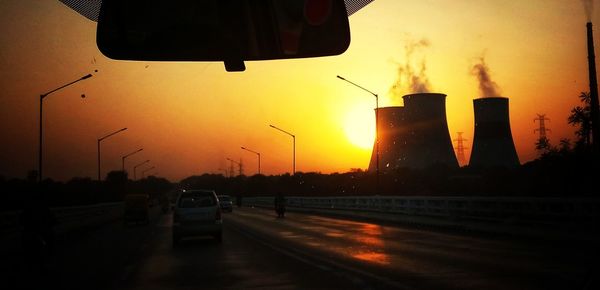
[1,1,599,290]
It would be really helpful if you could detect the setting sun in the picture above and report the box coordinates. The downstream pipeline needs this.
[343,105,375,149]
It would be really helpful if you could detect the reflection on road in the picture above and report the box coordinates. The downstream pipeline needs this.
[237,209,391,266]
[229,207,592,290]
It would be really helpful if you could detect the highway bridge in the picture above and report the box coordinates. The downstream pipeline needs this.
[1,198,598,290]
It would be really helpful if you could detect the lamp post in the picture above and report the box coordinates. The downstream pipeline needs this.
[122,148,143,172]
[269,124,295,175]
[97,127,127,181]
[337,75,379,193]
[133,160,150,180]
[38,72,95,182]
[241,146,261,175]
[141,166,155,179]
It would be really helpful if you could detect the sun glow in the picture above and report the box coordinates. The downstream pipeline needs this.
[343,105,376,149]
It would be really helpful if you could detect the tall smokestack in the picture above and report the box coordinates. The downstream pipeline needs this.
[586,22,600,153]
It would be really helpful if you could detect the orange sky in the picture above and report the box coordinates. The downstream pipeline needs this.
[0,0,598,181]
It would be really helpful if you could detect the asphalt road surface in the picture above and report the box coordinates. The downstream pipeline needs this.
[2,206,597,290]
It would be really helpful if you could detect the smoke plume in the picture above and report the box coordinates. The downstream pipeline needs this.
[471,56,501,98]
[389,38,431,101]
[582,0,594,21]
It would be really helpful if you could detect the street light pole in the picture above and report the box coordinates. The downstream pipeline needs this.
[133,160,150,180]
[241,146,261,175]
[38,72,94,182]
[337,75,379,193]
[97,127,127,181]
[122,148,143,172]
[269,124,295,175]
[141,166,155,179]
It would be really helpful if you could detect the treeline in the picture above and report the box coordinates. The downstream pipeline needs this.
[2,149,595,212]
[0,170,173,211]
[180,151,597,198]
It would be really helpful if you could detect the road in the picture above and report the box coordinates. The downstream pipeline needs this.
[2,206,596,290]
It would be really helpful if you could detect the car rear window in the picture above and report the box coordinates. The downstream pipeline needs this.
[178,192,216,208]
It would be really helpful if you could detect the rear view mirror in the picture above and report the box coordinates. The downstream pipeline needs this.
[96,0,351,72]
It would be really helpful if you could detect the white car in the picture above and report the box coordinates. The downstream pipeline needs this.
[172,189,222,245]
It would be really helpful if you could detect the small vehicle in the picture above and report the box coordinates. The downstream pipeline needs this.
[124,194,150,225]
[218,195,233,212]
[173,190,222,245]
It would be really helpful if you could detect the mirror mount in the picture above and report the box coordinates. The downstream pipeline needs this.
[224,59,246,72]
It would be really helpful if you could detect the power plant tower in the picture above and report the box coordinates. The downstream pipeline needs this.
[367,106,406,171]
[469,97,520,168]
[367,93,458,171]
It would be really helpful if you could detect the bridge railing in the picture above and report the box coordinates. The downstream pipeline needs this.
[243,196,600,228]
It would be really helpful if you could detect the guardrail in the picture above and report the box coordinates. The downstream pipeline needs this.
[243,196,600,229]
[0,202,124,237]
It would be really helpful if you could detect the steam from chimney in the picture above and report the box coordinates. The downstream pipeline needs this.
[582,0,594,21]
[471,56,501,98]
[389,38,431,101]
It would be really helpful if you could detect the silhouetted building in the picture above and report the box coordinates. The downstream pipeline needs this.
[469,97,520,168]
[367,106,406,171]
[368,93,459,171]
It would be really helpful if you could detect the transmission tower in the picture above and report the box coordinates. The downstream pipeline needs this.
[226,158,243,176]
[453,132,468,166]
[534,114,551,139]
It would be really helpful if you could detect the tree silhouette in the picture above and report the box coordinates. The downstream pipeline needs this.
[568,92,592,148]
[535,136,551,153]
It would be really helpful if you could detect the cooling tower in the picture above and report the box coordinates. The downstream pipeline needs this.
[469,97,520,168]
[367,106,406,172]
[367,93,458,172]
[401,93,459,169]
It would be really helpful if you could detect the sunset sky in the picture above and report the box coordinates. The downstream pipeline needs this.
[0,0,598,181]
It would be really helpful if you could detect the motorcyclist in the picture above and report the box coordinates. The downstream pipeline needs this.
[274,192,286,218]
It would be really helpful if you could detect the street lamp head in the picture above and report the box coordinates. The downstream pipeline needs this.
[241,146,245,150]
[81,74,93,80]
[336,75,345,80]
[81,94,86,98]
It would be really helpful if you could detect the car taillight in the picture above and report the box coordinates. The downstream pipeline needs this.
[215,208,222,220]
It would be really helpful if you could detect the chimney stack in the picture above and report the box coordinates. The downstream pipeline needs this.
[586,22,600,153]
